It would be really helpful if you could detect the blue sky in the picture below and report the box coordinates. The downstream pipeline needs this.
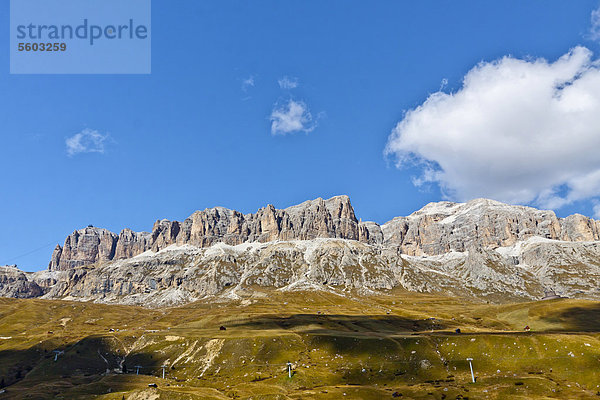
[2,1,600,271]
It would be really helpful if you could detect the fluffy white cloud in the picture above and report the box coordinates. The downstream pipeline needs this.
[270,99,315,135]
[66,129,109,156]
[590,6,600,41]
[278,76,299,89]
[385,46,600,209]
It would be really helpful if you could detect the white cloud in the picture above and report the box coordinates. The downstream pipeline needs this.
[242,76,255,91]
[270,99,315,135]
[278,76,299,89]
[65,129,109,156]
[594,203,600,219]
[385,46,600,210]
[590,5,600,41]
[439,78,448,90]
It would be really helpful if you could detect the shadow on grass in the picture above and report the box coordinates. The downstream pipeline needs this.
[225,313,446,335]
[0,335,164,400]
[224,313,450,363]
[539,304,600,332]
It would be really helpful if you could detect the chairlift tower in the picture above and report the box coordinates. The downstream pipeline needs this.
[466,358,475,383]
[53,350,64,362]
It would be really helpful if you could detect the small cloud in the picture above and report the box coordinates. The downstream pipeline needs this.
[270,99,316,135]
[242,76,255,91]
[66,129,109,156]
[439,78,448,91]
[589,5,600,41]
[594,202,600,219]
[278,76,299,89]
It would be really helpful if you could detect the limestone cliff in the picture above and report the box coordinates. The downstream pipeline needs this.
[0,265,43,299]
[49,196,370,270]
[35,236,600,307]
[381,198,600,256]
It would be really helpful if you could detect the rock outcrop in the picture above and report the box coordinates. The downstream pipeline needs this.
[114,229,152,260]
[152,196,365,249]
[0,265,44,298]
[50,196,372,270]
[50,227,118,271]
[381,198,600,256]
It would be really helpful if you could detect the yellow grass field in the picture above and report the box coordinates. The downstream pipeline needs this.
[1,290,599,399]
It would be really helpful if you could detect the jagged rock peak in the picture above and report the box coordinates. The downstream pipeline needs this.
[50,227,118,271]
[50,195,376,270]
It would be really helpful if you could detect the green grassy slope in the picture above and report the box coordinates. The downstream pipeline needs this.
[0,291,599,399]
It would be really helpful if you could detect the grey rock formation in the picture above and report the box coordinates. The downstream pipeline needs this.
[381,198,600,256]
[560,214,600,241]
[50,196,373,270]
[51,227,118,271]
[48,245,62,270]
[0,265,44,298]
[358,221,384,243]
[35,235,600,307]
[115,229,152,259]
[162,195,365,248]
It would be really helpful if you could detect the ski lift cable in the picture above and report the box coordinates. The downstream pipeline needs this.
[4,240,61,264]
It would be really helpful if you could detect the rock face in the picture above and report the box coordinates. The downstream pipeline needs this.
[381,198,600,256]
[50,227,118,271]
[114,229,152,260]
[0,265,44,298]
[36,236,600,307]
[50,196,372,270]
[4,195,600,306]
[152,196,365,249]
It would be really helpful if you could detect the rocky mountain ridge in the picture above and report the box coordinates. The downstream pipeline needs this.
[48,196,599,271]
[382,198,600,255]
[2,195,600,306]
[26,235,600,307]
[49,196,380,271]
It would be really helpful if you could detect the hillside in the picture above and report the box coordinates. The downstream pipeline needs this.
[1,291,600,399]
